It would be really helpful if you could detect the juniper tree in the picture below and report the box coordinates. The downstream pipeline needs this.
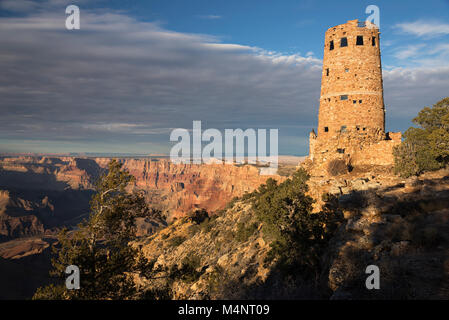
[394,97,449,177]
[34,160,158,300]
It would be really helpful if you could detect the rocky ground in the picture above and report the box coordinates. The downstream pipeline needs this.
[325,167,449,299]
[133,200,275,299]
[1,154,448,299]
[133,166,449,299]
[0,155,290,299]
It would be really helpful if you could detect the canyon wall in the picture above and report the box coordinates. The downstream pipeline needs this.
[117,159,282,218]
[0,156,282,239]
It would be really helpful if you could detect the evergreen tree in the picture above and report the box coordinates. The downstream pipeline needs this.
[33,160,158,300]
[394,97,449,177]
[253,169,342,281]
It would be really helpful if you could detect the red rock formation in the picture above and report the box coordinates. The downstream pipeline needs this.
[0,156,283,220]
[117,159,283,218]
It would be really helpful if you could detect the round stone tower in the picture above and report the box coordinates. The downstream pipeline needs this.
[306,19,402,173]
[317,19,385,137]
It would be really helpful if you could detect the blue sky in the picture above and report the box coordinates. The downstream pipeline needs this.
[121,0,449,62]
[0,0,448,155]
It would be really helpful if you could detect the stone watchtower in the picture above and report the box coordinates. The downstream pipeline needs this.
[308,19,401,172]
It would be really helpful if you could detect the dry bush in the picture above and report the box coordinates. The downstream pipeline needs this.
[327,159,348,176]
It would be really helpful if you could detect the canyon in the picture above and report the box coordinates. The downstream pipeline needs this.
[0,155,287,298]
[0,155,284,237]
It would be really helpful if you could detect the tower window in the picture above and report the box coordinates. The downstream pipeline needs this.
[337,148,345,154]
[359,100,362,103]
[326,68,329,76]
[356,35,364,45]
[372,36,376,46]
[329,40,334,50]
[324,127,329,132]
[340,125,347,132]
[340,95,348,100]
[353,100,357,104]
[340,37,348,47]
[345,68,349,72]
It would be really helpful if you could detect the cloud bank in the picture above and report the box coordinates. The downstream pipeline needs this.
[0,6,448,155]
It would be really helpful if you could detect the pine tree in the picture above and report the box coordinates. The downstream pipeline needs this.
[33,160,158,300]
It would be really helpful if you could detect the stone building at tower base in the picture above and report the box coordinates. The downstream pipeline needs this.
[306,128,402,176]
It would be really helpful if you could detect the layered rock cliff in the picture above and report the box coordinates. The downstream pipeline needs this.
[0,156,283,237]
[118,159,282,218]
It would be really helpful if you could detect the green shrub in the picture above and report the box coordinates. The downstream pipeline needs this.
[252,169,343,278]
[161,233,170,240]
[394,97,449,177]
[170,253,203,283]
[168,236,186,247]
[141,286,173,300]
[225,197,240,210]
[235,221,259,242]
[186,208,209,224]
[199,216,216,234]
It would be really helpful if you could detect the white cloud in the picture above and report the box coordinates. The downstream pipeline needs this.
[0,0,41,12]
[197,15,222,20]
[0,7,322,154]
[0,1,448,154]
[393,44,426,60]
[383,66,449,120]
[0,0,95,13]
[395,20,449,37]
[82,123,174,135]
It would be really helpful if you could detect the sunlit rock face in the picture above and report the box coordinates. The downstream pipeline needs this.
[0,156,283,228]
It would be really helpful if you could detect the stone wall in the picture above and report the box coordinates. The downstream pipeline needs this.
[350,135,402,166]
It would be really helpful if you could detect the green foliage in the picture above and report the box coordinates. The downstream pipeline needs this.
[186,208,209,224]
[206,265,226,295]
[394,97,449,177]
[168,236,186,247]
[225,197,240,210]
[235,221,259,242]
[33,284,67,300]
[252,168,343,279]
[198,214,217,234]
[169,253,202,283]
[161,233,170,240]
[33,160,157,300]
[140,285,173,300]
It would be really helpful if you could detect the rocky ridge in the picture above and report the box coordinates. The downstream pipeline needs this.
[134,166,449,299]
